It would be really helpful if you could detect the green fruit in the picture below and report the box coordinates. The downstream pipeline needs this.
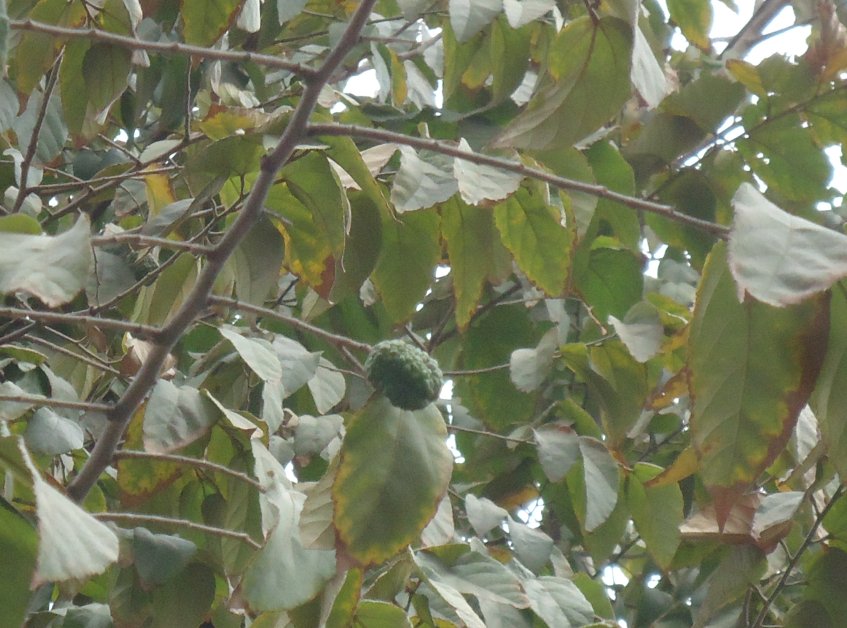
[364,340,443,410]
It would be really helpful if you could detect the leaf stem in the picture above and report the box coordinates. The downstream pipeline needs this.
[92,512,262,550]
[113,450,264,491]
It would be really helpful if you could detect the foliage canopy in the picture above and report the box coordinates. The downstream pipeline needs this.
[3,0,847,626]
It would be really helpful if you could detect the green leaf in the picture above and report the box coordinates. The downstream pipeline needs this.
[464,494,508,536]
[0,499,37,628]
[533,423,580,483]
[277,0,307,24]
[689,243,829,520]
[142,380,219,453]
[180,0,242,45]
[391,147,458,212]
[578,437,620,532]
[631,25,671,107]
[273,336,321,398]
[608,302,664,363]
[372,207,441,323]
[523,576,595,628]
[495,17,632,150]
[415,547,530,608]
[132,527,197,586]
[510,328,558,392]
[21,439,119,585]
[150,563,216,628]
[0,215,91,307]
[354,600,412,627]
[666,0,712,49]
[627,463,682,569]
[82,43,131,120]
[324,568,363,628]
[503,0,554,28]
[442,196,511,329]
[220,326,283,383]
[509,518,554,572]
[242,441,336,611]
[456,304,538,429]
[729,183,847,306]
[230,216,284,309]
[307,357,346,414]
[332,397,453,565]
[450,0,502,42]
[812,285,847,479]
[453,139,523,205]
[494,184,573,295]
[24,407,84,454]
[572,241,643,320]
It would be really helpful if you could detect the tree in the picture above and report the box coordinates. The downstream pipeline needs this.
[3,0,847,625]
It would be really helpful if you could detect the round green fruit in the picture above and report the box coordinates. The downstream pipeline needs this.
[364,340,443,410]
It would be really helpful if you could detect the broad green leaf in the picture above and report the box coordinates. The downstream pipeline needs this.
[230,216,284,309]
[189,136,265,177]
[450,0,502,42]
[24,407,84,455]
[15,0,87,95]
[277,0,307,24]
[578,437,620,532]
[21,440,119,585]
[508,518,554,572]
[332,397,453,565]
[132,527,197,586]
[453,139,523,206]
[510,328,558,392]
[796,547,847,624]
[307,357,346,414]
[0,215,90,307]
[627,463,682,569]
[330,192,385,301]
[87,250,136,308]
[666,0,712,49]
[0,381,34,420]
[729,183,847,306]
[464,494,508,536]
[324,568,363,628]
[150,563,216,628]
[300,460,338,551]
[523,576,594,628]
[494,184,572,295]
[415,548,530,608]
[272,336,321,398]
[180,0,241,45]
[751,491,804,547]
[117,407,182,505]
[559,340,648,446]
[354,600,412,627]
[609,302,664,363]
[220,326,283,383]
[391,147,458,212]
[631,26,671,107]
[421,495,456,547]
[133,253,197,325]
[503,0,553,28]
[811,285,847,479]
[372,207,441,322]
[694,546,766,626]
[82,43,131,120]
[689,243,829,520]
[533,423,580,483]
[293,414,343,457]
[572,240,644,320]
[143,380,219,453]
[738,118,831,203]
[495,17,632,150]
[242,442,336,611]
[663,74,745,133]
[442,196,511,329]
[0,499,37,628]
[456,304,538,429]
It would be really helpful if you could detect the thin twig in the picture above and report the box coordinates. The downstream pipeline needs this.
[751,485,845,627]
[28,335,121,376]
[12,56,61,213]
[93,512,262,550]
[113,450,264,491]
[447,423,534,444]
[0,307,161,338]
[91,233,214,255]
[306,124,730,238]
[11,19,315,78]
[208,296,373,353]
[0,393,111,413]
[66,0,380,503]
[444,363,511,376]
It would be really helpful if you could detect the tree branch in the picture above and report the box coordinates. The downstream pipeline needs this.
[0,307,161,338]
[0,393,111,413]
[93,512,262,549]
[10,19,316,79]
[306,123,730,238]
[91,233,214,255]
[208,295,372,353]
[113,450,264,491]
[65,0,379,503]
